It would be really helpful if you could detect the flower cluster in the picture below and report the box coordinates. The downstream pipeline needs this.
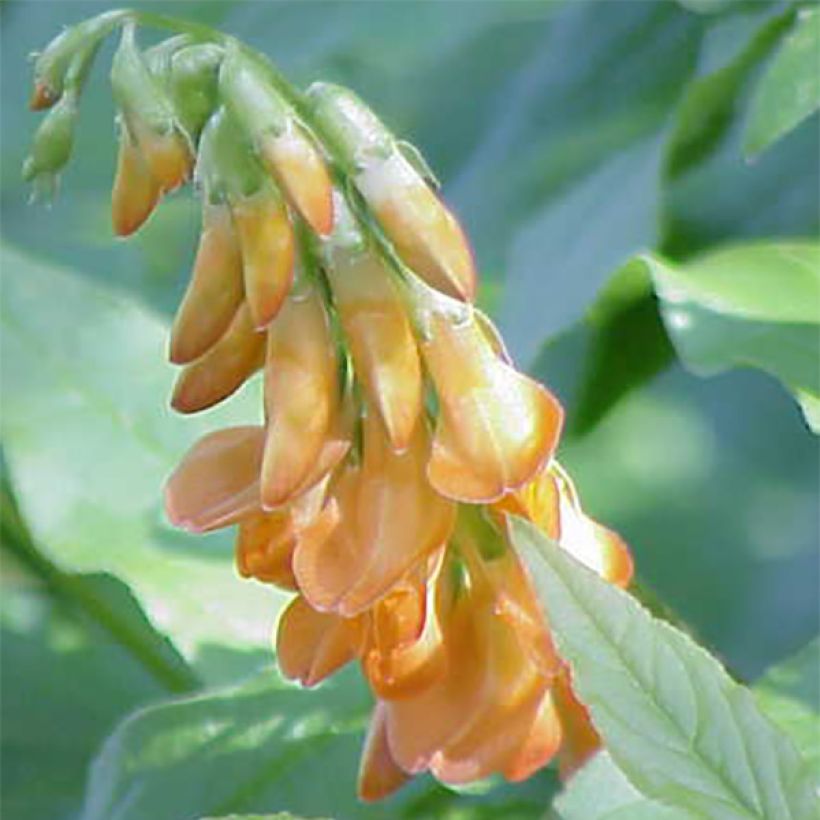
[27,14,633,801]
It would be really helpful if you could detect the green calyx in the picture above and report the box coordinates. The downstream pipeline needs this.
[111,23,178,137]
[195,107,266,203]
[306,83,395,172]
[219,45,291,145]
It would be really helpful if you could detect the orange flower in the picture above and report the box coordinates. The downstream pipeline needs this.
[111,125,161,236]
[164,425,264,533]
[260,274,341,508]
[258,123,334,236]
[171,302,265,414]
[169,201,244,365]
[357,150,476,301]
[231,186,294,330]
[414,299,563,503]
[358,703,412,803]
[294,411,455,617]
[361,548,448,700]
[276,594,366,687]
[323,195,422,452]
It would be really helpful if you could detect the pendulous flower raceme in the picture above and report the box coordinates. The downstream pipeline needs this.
[26,11,633,801]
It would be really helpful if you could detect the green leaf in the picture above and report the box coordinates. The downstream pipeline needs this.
[565,258,674,436]
[553,752,694,820]
[510,516,819,820]
[200,814,331,820]
[665,9,793,179]
[642,242,820,430]
[1,482,180,820]
[754,639,820,778]
[745,7,820,157]
[0,242,283,680]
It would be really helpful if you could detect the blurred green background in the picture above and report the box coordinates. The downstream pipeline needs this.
[1,1,818,819]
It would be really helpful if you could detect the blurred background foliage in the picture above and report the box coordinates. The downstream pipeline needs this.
[1,1,817,818]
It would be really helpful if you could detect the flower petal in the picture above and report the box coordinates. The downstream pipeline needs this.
[276,595,363,687]
[259,125,333,236]
[503,689,563,782]
[232,189,294,329]
[260,280,339,508]
[363,550,447,699]
[169,202,245,364]
[357,151,475,301]
[134,123,192,194]
[326,246,422,452]
[293,414,455,617]
[171,302,265,414]
[111,127,161,236]
[422,310,563,503]
[358,702,412,802]
[164,425,263,532]
[553,465,633,587]
[553,666,601,781]
[383,579,488,774]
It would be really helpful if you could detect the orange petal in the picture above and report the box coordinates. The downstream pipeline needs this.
[111,127,161,236]
[164,426,263,532]
[325,244,422,451]
[260,280,339,508]
[429,575,544,784]
[171,302,265,414]
[503,689,563,782]
[136,125,192,194]
[494,466,561,540]
[236,509,298,589]
[293,414,455,617]
[275,595,363,687]
[358,702,412,802]
[553,666,601,781]
[259,126,333,236]
[384,574,488,774]
[421,309,563,503]
[431,684,545,785]
[169,202,245,364]
[553,464,633,587]
[363,550,447,699]
[232,189,294,329]
[357,151,475,301]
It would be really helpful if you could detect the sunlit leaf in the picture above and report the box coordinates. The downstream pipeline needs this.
[511,516,819,820]
[643,242,820,431]
[745,7,820,157]
[553,752,694,820]
[0,242,282,680]
[753,639,820,779]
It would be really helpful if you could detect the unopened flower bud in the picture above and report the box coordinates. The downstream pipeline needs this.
[30,9,124,109]
[111,25,192,193]
[307,83,475,301]
[322,194,422,451]
[22,90,78,182]
[221,49,333,235]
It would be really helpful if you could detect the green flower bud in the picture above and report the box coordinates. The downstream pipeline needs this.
[170,43,224,140]
[22,90,78,181]
[30,9,125,109]
[306,83,393,171]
